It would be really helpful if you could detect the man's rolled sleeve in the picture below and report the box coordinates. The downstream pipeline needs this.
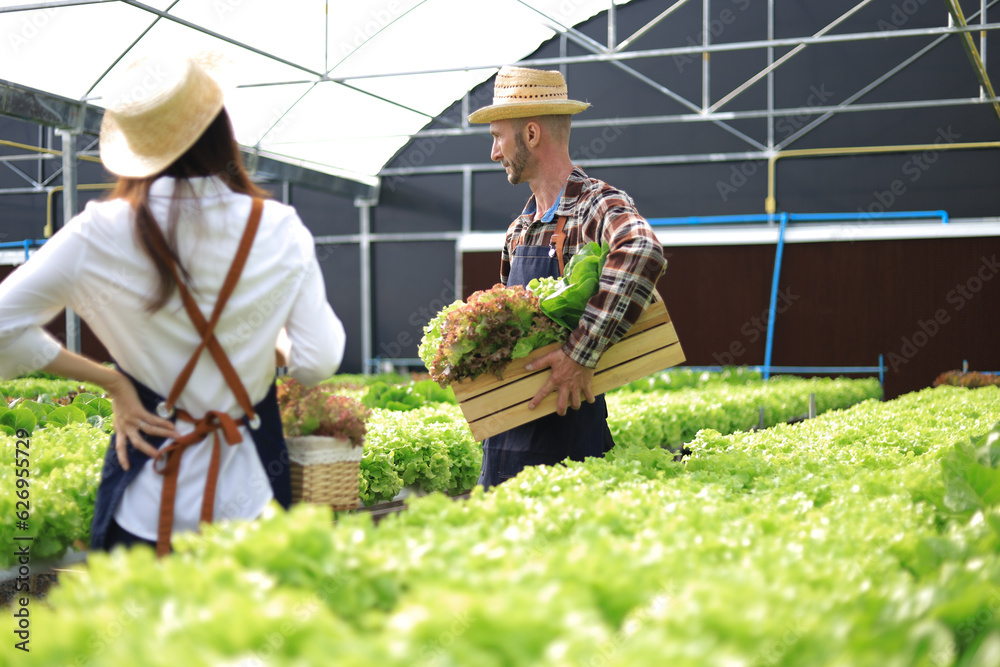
[562,204,665,368]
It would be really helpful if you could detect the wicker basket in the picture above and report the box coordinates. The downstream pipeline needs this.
[286,435,363,511]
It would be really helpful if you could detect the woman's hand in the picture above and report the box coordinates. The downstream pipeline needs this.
[42,349,181,470]
[103,371,181,470]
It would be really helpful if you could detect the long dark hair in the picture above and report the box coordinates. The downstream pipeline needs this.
[108,107,269,312]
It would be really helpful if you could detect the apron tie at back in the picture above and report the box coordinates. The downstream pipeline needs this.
[151,409,243,555]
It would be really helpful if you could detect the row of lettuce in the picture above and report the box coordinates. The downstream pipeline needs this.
[0,372,881,568]
[3,385,998,665]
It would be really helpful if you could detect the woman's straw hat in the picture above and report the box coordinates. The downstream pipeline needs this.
[468,66,590,124]
[99,55,224,178]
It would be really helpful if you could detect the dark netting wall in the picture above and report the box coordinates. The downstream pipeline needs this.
[371,241,457,365]
[290,183,358,237]
[376,173,463,234]
[313,241,364,375]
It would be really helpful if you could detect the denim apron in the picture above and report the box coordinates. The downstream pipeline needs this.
[477,244,615,489]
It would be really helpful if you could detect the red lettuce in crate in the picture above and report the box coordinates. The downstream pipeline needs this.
[418,284,565,385]
[277,379,369,446]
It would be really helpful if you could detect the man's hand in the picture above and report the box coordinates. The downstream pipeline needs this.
[525,348,596,416]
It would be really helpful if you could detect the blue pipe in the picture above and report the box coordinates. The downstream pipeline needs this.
[647,214,775,226]
[762,212,788,381]
[647,209,949,226]
[0,240,47,249]
[788,210,948,224]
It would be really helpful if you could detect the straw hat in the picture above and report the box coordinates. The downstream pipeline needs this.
[467,66,590,124]
[99,55,224,178]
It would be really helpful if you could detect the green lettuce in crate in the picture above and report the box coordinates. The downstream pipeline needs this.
[418,284,564,384]
[527,241,609,330]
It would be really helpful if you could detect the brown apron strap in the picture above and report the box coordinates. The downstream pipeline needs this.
[161,197,263,421]
[149,197,264,557]
[552,215,568,276]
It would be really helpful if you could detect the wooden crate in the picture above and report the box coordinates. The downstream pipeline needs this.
[452,292,685,441]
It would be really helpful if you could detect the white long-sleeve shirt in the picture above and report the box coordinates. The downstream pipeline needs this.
[0,175,346,539]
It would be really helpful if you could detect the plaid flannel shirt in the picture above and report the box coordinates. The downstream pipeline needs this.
[501,166,665,368]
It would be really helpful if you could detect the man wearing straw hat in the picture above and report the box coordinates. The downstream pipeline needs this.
[468,65,665,489]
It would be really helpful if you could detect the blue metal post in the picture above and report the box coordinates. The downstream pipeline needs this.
[878,353,885,385]
[763,212,788,380]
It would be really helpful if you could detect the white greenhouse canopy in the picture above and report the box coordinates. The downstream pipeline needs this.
[1,0,633,188]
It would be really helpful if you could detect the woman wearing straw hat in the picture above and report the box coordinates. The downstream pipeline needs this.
[468,66,665,489]
[0,55,345,554]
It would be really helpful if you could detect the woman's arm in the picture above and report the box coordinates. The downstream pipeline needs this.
[42,349,180,469]
[282,235,345,386]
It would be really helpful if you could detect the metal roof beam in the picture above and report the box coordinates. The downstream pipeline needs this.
[777,0,1000,149]
[0,79,375,199]
[119,0,443,126]
[404,95,1000,141]
[236,21,1000,88]
[0,0,115,13]
[943,0,1000,123]
[709,0,875,113]
[519,0,766,151]
[614,0,693,53]
[0,79,102,133]
[244,151,378,201]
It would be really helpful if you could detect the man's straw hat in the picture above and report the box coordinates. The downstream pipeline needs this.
[468,66,590,124]
[99,55,224,178]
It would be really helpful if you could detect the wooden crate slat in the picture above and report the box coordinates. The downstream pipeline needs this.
[447,289,685,441]
[465,341,686,441]
[452,296,669,402]
[452,340,560,400]
[590,341,687,396]
[458,320,677,422]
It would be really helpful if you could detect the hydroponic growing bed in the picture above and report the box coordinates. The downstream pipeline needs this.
[1,381,997,665]
[0,371,881,568]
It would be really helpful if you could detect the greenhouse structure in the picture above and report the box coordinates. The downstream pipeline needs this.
[0,1,999,665]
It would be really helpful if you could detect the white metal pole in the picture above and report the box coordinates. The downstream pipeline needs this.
[357,197,374,374]
[56,128,81,354]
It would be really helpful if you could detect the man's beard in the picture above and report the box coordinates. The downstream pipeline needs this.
[506,133,530,184]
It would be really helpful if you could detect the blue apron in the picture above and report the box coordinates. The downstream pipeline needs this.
[90,370,291,551]
[477,244,615,489]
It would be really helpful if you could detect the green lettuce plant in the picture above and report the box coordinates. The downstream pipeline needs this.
[528,241,609,330]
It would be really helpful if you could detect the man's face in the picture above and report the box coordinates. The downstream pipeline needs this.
[490,120,531,185]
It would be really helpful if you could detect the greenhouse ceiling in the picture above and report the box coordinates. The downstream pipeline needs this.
[0,0,635,188]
